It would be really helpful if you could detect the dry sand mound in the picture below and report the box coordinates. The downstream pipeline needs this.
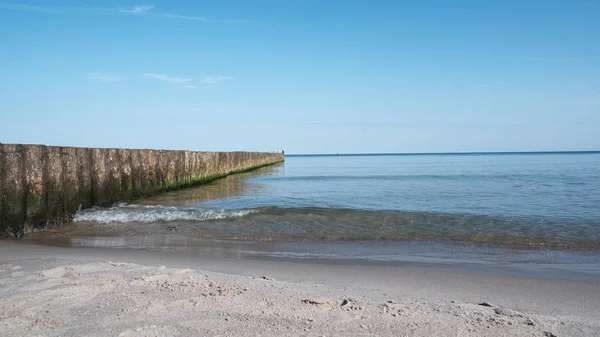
[1,259,597,336]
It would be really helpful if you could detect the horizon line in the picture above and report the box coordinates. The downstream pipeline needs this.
[285,150,600,157]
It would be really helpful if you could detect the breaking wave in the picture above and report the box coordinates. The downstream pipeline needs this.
[73,204,258,224]
[68,205,600,250]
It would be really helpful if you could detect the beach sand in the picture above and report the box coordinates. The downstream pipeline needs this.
[1,243,599,336]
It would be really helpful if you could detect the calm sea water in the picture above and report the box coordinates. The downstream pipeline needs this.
[23,152,600,279]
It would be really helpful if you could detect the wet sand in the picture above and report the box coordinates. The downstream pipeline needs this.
[1,242,599,336]
[19,229,600,282]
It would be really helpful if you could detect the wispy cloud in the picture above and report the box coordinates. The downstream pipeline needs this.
[0,2,62,13]
[150,13,257,24]
[0,3,113,15]
[143,74,232,88]
[0,3,256,24]
[87,73,122,82]
[143,73,193,84]
[200,76,231,84]
[120,5,154,14]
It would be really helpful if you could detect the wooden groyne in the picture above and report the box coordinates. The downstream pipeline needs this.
[0,144,284,238]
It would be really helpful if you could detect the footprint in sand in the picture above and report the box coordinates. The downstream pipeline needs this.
[302,298,359,309]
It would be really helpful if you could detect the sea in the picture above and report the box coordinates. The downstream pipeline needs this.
[23,152,600,280]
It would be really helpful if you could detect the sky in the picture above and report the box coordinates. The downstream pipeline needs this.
[0,0,599,154]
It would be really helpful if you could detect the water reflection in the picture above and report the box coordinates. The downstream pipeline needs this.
[42,234,600,280]
[132,163,284,206]
[70,235,261,260]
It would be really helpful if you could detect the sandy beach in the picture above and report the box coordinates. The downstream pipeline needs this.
[1,242,599,336]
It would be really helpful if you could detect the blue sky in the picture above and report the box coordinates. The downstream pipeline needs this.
[1,0,599,154]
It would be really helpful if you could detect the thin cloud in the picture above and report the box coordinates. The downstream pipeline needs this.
[154,13,258,24]
[0,2,256,24]
[0,3,113,15]
[143,73,193,84]
[87,73,122,82]
[0,2,62,13]
[183,85,201,89]
[120,5,154,14]
[201,76,231,84]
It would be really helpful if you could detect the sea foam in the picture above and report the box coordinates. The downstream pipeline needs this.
[73,204,257,224]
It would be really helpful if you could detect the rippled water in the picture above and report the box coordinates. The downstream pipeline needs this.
[22,152,600,278]
[204,153,600,221]
[33,153,600,247]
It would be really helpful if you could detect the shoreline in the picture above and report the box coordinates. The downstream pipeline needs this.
[15,233,600,282]
[1,242,599,336]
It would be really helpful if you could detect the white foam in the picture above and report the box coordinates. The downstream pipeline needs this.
[73,204,257,224]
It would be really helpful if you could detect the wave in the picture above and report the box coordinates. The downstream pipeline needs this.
[73,204,257,224]
[70,205,600,250]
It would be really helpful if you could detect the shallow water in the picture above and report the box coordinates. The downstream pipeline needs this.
[22,152,600,279]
